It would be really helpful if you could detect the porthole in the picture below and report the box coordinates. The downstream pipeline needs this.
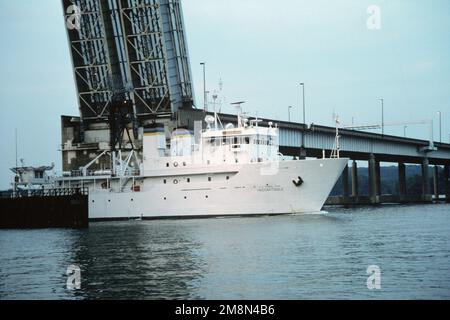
[163,179,167,184]
[184,196,187,199]
[208,177,212,182]
[164,197,166,200]
[205,195,208,199]
[226,176,229,180]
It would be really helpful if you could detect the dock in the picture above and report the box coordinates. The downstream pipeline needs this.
[0,188,88,229]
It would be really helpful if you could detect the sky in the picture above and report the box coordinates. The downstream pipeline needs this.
[0,0,449,188]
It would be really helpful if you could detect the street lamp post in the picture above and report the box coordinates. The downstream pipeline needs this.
[300,83,306,126]
[378,98,384,136]
[200,62,206,111]
[300,83,306,151]
[437,111,442,143]
[288,106,292,122]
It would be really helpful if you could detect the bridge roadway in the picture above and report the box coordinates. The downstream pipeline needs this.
[178,109,450,205]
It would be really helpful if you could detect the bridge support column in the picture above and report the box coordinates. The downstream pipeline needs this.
[433,165,439,201]
[351,160,358,197]
[445,164,450,203]
[421,158,432,202]
[342,164,349,198]
[376,160,381,196]
[369,154,379,204]
[398,162,406,201]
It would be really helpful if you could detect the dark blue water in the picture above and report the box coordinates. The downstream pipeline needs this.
[1,204,450,300]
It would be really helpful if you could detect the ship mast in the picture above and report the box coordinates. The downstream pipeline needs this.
[231,101,246,128]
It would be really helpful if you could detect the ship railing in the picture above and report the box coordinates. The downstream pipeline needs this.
[64,169,140,178]
[1,187,89,199]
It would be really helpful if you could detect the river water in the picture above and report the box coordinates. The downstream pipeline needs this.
[1,204,449,300]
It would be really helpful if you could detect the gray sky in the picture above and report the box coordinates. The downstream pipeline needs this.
[0,0,449,188]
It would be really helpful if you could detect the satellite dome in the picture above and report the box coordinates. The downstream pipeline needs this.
[205,115,215,124]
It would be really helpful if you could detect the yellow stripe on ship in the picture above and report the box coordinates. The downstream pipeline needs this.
[144,132,164,136]
[173,134,192,138]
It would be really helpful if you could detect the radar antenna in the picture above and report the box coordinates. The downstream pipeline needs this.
[231,101,246,128]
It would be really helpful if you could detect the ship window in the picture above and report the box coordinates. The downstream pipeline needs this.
[164,197,166,200]
[184,196,187,199]
[235,159,239,163]
[233,137,238,145]
[245,137,250,144]
[187,178,190,183]
[205,195,208,199]
[35,171,43,179]
[208,177,212,181]
[166,163,169,167]
[131,199,133,202]
[226,176,229,180]
[183,162,186,166]
[163,179,166,184]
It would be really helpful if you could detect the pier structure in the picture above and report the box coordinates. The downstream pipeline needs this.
[0,188,88,229]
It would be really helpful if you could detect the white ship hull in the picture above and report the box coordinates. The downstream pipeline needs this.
[87,158,348,220]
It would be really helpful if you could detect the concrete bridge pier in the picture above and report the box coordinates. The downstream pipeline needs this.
[398,162,407,201]
[421,157,432,202]
[444,164,449,203]
[376,160,381,197]
[369,154,380,204]
[351,160,358,198]
[342,164,350,199]
[433,165,439,201]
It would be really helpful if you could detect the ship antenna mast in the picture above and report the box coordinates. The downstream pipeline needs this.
[15,128,18,169]
[231,101,246,128]
[331,115,341,158]
[212,93,218,130]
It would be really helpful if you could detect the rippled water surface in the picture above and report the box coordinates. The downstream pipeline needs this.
[1,204,450,299]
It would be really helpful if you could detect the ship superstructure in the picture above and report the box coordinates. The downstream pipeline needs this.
[55,111,348,219]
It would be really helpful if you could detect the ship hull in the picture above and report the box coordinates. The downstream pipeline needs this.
[87,158,348,220]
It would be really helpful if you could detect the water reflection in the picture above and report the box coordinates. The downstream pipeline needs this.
[66,221,206,299]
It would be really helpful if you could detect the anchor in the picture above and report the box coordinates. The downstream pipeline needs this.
[292,176,304,187]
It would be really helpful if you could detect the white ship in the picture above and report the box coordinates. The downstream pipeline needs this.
[54,110,348,220]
